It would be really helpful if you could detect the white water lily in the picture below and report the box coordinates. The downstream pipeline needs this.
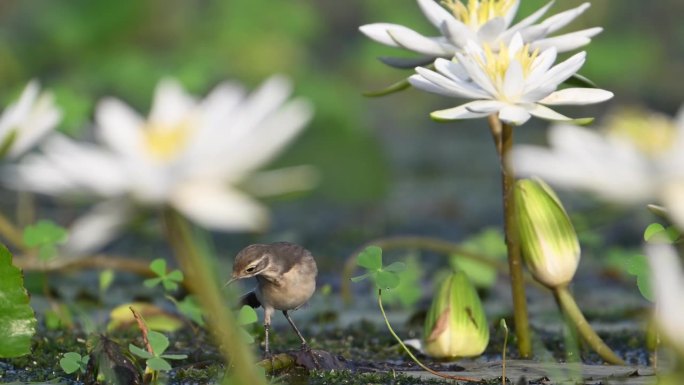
[0,80,62,159]
[360,0,601,67]
[646,243,684,352]
[408,33,613,125]
[8,76,314,254]
[510,106,684,226]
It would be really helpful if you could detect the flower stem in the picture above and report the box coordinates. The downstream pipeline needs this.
[488,115,532,358]
[0,210,27,252]
[554,285,625,365]
[377,289,479,382]
[162,209,267,385]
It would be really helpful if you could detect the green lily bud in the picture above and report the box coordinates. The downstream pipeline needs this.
[424,271,489,358]
[514,177,580,288]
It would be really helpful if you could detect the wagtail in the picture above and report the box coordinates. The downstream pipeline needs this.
[227,242,317,356]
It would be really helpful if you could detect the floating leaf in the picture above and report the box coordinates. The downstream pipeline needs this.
[0,244,37,357]
[147,331,170,355]
[384,261,407,272]
[60,352,88,374]
[129,344,152,359]
[23,220,68,261]
[148,259,167,276]
[146,356,172,371]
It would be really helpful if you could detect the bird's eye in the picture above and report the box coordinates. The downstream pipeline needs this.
[245,266,256,273]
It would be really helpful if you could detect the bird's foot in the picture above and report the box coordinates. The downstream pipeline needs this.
[299,343,321,369]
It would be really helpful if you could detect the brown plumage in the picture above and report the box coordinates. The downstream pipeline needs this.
[229,242,318,356]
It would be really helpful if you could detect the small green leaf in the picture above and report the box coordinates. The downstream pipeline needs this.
[143,277,163,288]
[384,261,406,272]
[375,270,400,290]
[350,272,371,282]
[146,356,172,371]
[129,344,153,359]
[357,246,383,270]
[240,328,255,344]
[147,331,170,355]
[644,223,666,242]
[499,318,508,332]
[166,270,184,282]
[60,356,81,374]
[237,305,258,326]
[23,220,68,248]
[161,279,179,292]
[149,258,167,276]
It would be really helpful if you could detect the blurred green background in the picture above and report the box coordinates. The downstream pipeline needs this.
[0,0,682,256]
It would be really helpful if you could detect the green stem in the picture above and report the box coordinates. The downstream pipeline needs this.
[377,289,479,383]
[553,286,625,365]
[162,209,267,385]
[0,210,27,252]
[489,116,531,358]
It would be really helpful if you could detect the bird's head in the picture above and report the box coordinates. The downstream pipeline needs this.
[226,244,273,285]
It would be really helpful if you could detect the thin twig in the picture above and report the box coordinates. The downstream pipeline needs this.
[130,306,153,354]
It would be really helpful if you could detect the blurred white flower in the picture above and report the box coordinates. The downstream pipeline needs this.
[646,243,684,352]
[509,106,684,225]
[0,80,62,159]
[8,76,314,254]
[408,33,613,125]
[360,0,601,67]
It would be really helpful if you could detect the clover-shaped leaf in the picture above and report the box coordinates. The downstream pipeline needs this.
[60,351,89,374]
[176,295,205,326]
[129,331,186,373]
[23,220,68,261]
[144,258,184,292]
[351,246,403,290]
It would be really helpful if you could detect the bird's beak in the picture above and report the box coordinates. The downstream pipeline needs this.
[223,276,239,288]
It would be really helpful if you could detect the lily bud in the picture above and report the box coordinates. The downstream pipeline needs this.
[514,178,580,288]
[424,271,489,358]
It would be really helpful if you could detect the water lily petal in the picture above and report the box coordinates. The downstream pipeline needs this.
[527,51,586,92]
[359,23,415,47]
[503,60,525,99]
[455,51,498,97]
[171,183,268,231]
[498,105,531,125]
[478,18,506,44]
[505,1,555,35]
[409,75,462,97]
[414,66,488,99]
[528,104,573,121]
[464,100,506,113]
[388,28,451,56]
[526,48,558,86]
[646,243,684,350]
[531,27,602,52]
[503,0,521,27]
[417,0,456,29]
[8,91,62,158]
[430,102,490,121]
[63,199,131,256]
[149,78,197,125]
[539,2,591,34]
[439,18,474,49]
[96,98,145,157]
[539,88,613,105]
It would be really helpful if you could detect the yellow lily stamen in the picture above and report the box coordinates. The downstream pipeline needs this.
[442,0,517,28]
[144,120,194,162]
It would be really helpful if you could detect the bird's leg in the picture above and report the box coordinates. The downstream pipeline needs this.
[283,310,309,350]
[283,310,320,368]
[263,307,274,361]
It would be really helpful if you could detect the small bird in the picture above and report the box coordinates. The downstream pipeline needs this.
[227,242,317,356]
